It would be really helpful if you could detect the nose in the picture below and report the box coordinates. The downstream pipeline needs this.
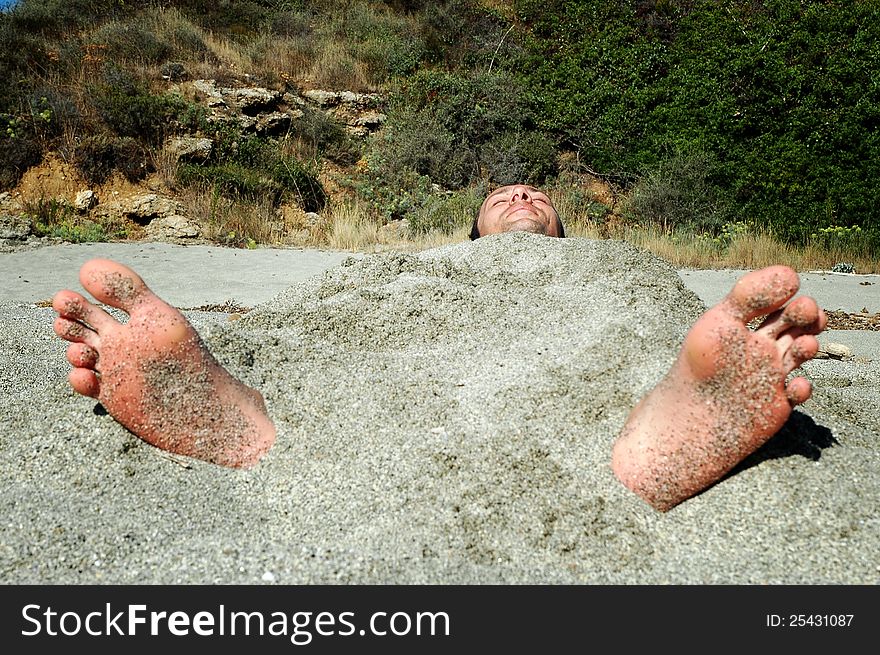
[509,186,532,203]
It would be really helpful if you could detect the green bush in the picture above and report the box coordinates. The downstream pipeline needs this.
[24,87,81,143]
[89,65,189,144]
[479,132,558,186]
[356,166,434,221]
[514,0,880,243]
[272,156,326,212]
[179,128,325,211]
[73,135,116,184]
[178,163,278,200]
[28,197,128,243]
[407,185,486,235]
[368,69,555,191]
[621,148,732,234]
[92,20,171,64]
[293,108,362,165]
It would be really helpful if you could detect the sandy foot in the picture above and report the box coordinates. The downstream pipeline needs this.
[52,258,275,467]
[612,265,826,511]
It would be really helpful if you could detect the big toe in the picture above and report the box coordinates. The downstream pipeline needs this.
[725,265,800,322]
[79,259,153,311]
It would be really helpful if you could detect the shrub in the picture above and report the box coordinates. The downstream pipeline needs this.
[73,134,154,184]
[113,137,153,182]
[479,132,558,186]
[24,87,82,143]
[73,134,116,184]
[178,163,278,200]
[371,69,555,187]
[407,185,487,235]
[74,134,154,184]
[89,65,189,144]
[272,156,326,212]
[178,128,325,211]
[356,166,434,221]
[27,196,128,243]
[293,107,362,165]
[92,20,171,64]
[620,148,732,234]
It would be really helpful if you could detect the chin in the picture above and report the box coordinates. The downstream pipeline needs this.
[505,221,548,236]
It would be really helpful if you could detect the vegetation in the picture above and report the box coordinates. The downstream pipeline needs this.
[0,0,876,269]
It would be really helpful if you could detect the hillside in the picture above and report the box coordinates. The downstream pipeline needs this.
[0,0,877,269]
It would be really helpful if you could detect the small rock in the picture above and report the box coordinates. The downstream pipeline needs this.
[229,87,280,114]
[255,111,291,136]
[145,214,200,239]
[261,571,276,583]
[817,342,852,360]
[74,190,98,212]
[303,89,339,107]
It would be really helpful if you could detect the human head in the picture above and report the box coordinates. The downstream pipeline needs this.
[470,184,565,240]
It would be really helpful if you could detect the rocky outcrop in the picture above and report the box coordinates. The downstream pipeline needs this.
[302,89,386,137]
[97,193,200,241]
[166,137,213,163]
[181,80,385,138]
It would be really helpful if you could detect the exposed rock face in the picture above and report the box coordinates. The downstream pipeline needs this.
[166,137,213,163]
[302,89,386,137]
[88,193,199,241]
[0,192,31,245]
[9,80,389,247]
[118,193,187,224]
[0,213,31,240]
[182,80,385,137]
[145,214,201,240]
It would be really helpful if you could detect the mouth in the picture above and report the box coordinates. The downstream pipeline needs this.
[506,204,540,218]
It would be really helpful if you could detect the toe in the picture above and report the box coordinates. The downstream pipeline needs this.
[786,376,813,406]
[757,296,818,337]
[782,334,820,374]
[69,367,100,398]
[66,343,99,369]
[54,317,100,349]
[79,259,154,312]
[53,289,117,332]
[725,265,800,322]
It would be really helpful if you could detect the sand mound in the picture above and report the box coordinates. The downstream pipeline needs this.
[2,233,878,583]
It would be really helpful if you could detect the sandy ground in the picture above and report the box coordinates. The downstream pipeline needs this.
[1,236,878,584]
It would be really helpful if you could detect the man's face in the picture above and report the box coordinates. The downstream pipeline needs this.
[476,185,562,238]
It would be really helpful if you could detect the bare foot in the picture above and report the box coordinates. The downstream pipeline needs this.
[52,259,275,468]
[611,265,826,511]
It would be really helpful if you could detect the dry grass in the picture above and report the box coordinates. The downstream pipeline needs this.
[151,143,180,191]
[246,36,314,84]
[306,41,375,92]
[622,227,879,273]
[182,187,280,246]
